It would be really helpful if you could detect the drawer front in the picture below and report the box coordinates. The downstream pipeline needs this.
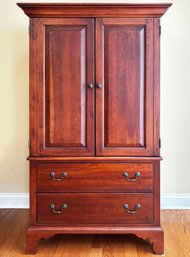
[37,193,153,224]
[37,163,153,192]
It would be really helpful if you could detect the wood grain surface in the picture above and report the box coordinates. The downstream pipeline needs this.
[17,3,172,255]
[0,210,189,257]
[17,3,172,18]
[37,193,153,224]
[37,162,153,192]
[95,18,154,156]
[35,18,94,156]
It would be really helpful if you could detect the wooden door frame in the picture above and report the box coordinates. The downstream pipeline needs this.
[95,18,154,156]
[29,18,95,156]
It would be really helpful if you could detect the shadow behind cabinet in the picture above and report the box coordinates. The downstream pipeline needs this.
[17,3,171,255]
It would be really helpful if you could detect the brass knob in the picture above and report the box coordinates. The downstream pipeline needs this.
[87,83,94,89]
[136,203,141,209]
[123,204,129,209]
[96,83,102,88]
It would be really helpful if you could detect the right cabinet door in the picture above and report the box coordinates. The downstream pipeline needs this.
[96,18,154,156]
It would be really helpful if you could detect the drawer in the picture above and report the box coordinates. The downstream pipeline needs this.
[37,163,153,192]
[37,193,153,224]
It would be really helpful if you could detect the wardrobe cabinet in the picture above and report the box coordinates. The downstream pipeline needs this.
[18,3,171,254]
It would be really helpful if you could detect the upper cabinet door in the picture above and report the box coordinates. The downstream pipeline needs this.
[33,18,94,156]
[96,18,153,156]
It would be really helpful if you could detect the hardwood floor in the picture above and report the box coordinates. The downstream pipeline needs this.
[0,210,189,256]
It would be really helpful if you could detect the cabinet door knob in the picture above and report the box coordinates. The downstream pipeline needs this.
[87,83,94,89]
[96,83,102,88]
[49,171,67,181]
[50,203,67,214]
[123,172,141,181]
[123,203,141,214]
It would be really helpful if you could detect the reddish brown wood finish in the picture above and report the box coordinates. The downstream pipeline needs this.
[153,18,161,156]
[104,23,145,148]
[96,18,153,156]
[17,2,171,255]
[29,18,37,156]
[37,163,153,192]
[45,24,88,148]
[25,226,164,255]
[37,193,153,224]
[153,160,161,226]
[29,161,37,225]
[28,156,162,161]
[36,18,94,156]
[17,3,172,18]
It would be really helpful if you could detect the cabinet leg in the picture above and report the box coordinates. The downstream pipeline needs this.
[26,232,39,254]
[152,231,164,255]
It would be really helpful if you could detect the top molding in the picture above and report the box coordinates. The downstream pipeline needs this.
[17,3,172,18]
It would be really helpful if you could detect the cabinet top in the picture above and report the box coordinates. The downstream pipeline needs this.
[17,2,172,18]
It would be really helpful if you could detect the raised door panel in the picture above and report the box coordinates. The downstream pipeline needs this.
[96,18,153,156]
[33,18,94,156]
[46,26,86,147]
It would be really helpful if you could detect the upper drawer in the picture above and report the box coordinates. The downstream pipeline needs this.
[37,163,153,192]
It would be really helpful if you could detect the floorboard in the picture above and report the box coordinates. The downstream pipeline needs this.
[0,210,189,256]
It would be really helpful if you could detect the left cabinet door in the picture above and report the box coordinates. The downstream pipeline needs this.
[30,18,94,156]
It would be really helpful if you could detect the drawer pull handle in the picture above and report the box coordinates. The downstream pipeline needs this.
[49,171,67,181]
[123,172,141,181]
[123,203,141,214]
[50,203,67,214]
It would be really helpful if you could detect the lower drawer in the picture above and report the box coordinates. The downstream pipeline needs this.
[37,193,153,224]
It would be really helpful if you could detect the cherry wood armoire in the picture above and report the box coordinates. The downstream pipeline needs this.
[18,3,171,255]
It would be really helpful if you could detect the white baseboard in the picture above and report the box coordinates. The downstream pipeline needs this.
[0,193,189,209]
[161,194,190,209]
[0,193,29,209]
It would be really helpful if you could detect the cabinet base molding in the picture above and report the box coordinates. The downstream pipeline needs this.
[26,225,164,255]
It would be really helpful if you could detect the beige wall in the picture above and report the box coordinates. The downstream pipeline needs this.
[160,0,190,194]
[0,0,29,192]
[0,0,189,194]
